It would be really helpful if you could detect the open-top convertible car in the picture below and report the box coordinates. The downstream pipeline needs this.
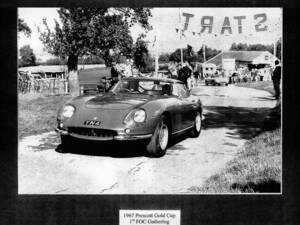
[56,77,204,157]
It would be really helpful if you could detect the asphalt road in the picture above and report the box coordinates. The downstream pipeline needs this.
[18,84,278,194]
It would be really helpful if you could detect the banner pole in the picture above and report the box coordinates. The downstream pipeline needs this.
[179,8,183,65]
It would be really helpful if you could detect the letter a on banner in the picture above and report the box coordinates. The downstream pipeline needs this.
[221,17,232,34]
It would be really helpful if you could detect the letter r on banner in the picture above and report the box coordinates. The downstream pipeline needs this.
[200,16,213,34]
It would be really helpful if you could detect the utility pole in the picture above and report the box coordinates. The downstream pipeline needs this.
[203,44,206,62]
[179,8,183,65]
[153,34,159,77]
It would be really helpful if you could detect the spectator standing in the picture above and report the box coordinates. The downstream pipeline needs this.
[272,60,281,99]
[110,62,120,86]
[178,62,192,88]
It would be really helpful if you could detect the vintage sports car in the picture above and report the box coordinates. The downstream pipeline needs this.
[205,75,229,86]
[56,77,204,157]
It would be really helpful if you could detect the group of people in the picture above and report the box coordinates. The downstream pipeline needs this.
[109,59,281,99]
[168,61,200,89]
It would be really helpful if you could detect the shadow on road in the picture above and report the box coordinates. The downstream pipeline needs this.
[55,132,195,157]
[231,179,281,193]
[55,140,149,158]
[204,104,281,140]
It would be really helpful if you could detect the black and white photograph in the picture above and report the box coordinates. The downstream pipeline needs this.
[18,7,282,195]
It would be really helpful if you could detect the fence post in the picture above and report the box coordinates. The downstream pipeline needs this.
[64,79,68,94]
[49,78,54,95]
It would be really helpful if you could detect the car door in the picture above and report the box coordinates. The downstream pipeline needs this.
[172,83,196,129]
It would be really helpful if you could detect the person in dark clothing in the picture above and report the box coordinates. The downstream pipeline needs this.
[110,63,120,86]
[272,60,281,99]
[178,63,192,86]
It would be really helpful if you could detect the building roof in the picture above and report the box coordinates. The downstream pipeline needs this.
[206,51,273,66]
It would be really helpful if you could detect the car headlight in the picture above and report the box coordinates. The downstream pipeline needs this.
[124,109,146,125]
[61,105,75,119]
[133,109,146,123]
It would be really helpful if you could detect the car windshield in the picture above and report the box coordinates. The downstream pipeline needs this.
[110,80,172,96]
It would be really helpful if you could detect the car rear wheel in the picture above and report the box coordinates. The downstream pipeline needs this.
[146,116,169,157]
[190,112,202,137]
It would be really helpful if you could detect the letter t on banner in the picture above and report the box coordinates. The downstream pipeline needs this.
[182,12,194,31]
[234,16,246,34]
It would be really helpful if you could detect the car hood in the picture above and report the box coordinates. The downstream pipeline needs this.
[84,93,154,110]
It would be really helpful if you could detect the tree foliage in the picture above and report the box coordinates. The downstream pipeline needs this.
[133,38,154,72]
[158,53,170,63]
[18,18,31,37]
[19,45,36,67]
[169,45,220,63]
[38,55,105,65]
[39,8,152,71]
[197,46,221,62]
[230,40,282,59]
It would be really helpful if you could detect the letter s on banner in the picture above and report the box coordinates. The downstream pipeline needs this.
[254,13,268,32]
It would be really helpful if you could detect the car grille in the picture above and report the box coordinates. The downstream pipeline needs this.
[68,127,117,138]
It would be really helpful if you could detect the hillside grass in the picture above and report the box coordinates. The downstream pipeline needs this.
[18,93,72,139]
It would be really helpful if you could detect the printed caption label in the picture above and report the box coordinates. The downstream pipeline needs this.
[120,210,180,225]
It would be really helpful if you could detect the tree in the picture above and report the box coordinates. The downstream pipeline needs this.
[19,45,36,67]
[133,38,154,72]
[39,8,151,71]
[158,53,170,63]
[229,41,281,59]
[169,47,197,63]
[169,45,220,63]
[18,18,31,37]
[198,46,221,62]
[39,7,151,95]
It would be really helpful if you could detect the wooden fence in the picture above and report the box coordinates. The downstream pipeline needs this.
[18,72,69,95]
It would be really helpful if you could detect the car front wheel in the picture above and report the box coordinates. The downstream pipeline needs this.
[146,116,169,157]
[57,135,71,153]
[190,112,202,137]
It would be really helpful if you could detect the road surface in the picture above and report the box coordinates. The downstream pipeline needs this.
[18,84,278,194]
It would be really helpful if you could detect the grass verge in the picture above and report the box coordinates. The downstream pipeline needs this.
[18,93,72,139]
[189,129,281,193]
[189,81,281,193]
[189,128,281,193]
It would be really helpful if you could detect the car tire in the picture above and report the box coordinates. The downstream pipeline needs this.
[146,116,170,157]
[58,135,71,153]
[190,112,202,138]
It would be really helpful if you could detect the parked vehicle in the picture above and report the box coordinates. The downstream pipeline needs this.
[56,77,204,157]
[205,75,229,86]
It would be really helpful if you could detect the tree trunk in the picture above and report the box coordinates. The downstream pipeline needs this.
[67,54,79,96]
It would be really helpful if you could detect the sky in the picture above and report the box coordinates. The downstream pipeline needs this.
[18,7,282,61]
